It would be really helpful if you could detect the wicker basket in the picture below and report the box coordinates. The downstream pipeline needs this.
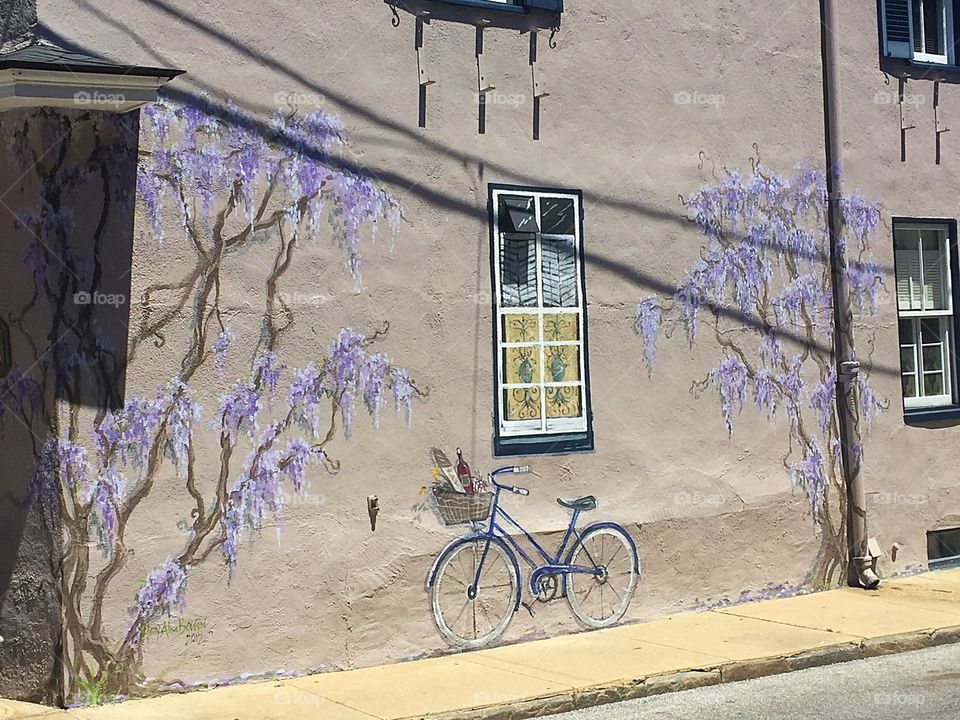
[433,487,494,526]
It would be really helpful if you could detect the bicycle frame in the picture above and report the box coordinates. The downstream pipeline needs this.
[472,468,603,597]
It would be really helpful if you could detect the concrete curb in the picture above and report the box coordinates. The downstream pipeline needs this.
[419,625,960,720]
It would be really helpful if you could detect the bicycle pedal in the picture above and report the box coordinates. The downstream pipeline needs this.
[520,601,536,618]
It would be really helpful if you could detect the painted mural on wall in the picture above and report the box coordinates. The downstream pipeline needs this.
[1,98,415,704]
[634,159,885,589]
[423,448,640,648]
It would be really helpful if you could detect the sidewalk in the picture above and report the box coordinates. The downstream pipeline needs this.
[8,567,960,720]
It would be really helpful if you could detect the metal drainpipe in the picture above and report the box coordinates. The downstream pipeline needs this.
[818,0,880,589]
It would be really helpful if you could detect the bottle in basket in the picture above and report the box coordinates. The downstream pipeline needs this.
[455,447,474,494]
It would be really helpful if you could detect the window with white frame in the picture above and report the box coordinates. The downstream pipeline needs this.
[882,0,957,64]
[895,221,957,409]
[489,186,592,454]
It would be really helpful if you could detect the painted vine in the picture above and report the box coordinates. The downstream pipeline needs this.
[635,160,885,589]
[1,98,414,703]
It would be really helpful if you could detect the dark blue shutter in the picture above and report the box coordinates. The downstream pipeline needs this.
[882,0,913,58]
[523,0,563,13]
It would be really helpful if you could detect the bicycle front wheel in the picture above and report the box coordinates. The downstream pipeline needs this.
[565,524,639,629]
[431,537,519,649]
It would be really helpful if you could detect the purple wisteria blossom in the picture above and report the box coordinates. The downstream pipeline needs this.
[212,330,234,375]
[635,297,662,372]
[789,439,827,517]
[131,559,189,644]
[712,356,748,434]
[217,380,262,441]
[137,97,400,282]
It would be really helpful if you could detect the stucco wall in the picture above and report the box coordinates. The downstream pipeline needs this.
[0,0,952,705]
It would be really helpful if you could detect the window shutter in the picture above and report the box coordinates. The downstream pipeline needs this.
[896,247,922,310]
[541,237,577,307]
[501,238,538,307]
[882,0,913,58]
[923,246,947,310]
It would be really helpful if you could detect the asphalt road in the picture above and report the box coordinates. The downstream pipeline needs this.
[545,643,960,720]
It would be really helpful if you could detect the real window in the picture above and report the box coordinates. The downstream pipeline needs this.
[489,186,592,456]
[882,0,956,64]
[894,221,958,411]
[928,527,960,568]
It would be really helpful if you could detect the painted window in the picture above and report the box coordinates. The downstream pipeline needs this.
[882,0,956,64]
[489,185,592,456]
[895,221,958,410]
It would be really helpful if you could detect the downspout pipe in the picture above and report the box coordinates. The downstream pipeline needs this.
[818,0,880,589]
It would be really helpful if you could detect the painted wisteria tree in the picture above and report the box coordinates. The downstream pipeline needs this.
[1,98,413,703]
[635,160,884,589]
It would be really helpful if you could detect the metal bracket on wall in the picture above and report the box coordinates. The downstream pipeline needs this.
[899,77,916,162]
[529,31,550,140]
[935,81,950,165]
[416,15,436,128]
[476,23,495,134]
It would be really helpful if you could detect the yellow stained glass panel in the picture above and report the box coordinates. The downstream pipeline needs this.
[544,345,580,383]
[502,313,540,343]
[503,346,540,384]
[546,386,582,418]
[505,388,542,421]
[543,313,579,342]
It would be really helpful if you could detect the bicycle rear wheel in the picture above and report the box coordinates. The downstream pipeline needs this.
[431,537,519,649]
[565,524,638,629]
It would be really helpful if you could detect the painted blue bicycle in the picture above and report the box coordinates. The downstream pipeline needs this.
[426,465,640,648]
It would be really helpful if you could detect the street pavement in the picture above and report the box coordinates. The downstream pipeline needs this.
[545,643,960,720]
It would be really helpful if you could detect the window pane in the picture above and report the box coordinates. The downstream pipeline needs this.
[545,345,581,382]
[504,388,541,420]
[500,237,538,307]
[912,0,923,52]
[540,197,576,235]
[503,346,540,384]
[546,386,582,418]
[922,345,944,372]
[499,195,539,233]
[902,374,917,398]
[895,228,922,311]
[924,372,945,396]
[543,313,580,341]
[923,0,945,54]
[502,313,540,343]
[921,317,943,343]
[901,346,916,373]
[921,230,948,310]
[541,237,578,307]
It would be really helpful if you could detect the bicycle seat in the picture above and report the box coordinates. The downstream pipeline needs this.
[556,495,597,511]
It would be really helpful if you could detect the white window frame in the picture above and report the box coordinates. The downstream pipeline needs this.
[912,0,953,64]
[491,189,589,438]
[895,221,957,410]
[882,0,956,64]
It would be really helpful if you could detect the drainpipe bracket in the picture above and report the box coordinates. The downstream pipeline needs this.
[837,360,860,384]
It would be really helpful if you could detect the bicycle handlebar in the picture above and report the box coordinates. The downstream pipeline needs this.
[489,466,531,495]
